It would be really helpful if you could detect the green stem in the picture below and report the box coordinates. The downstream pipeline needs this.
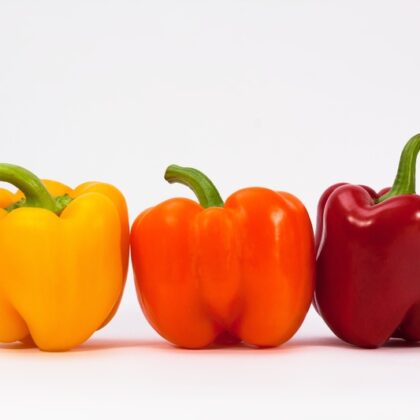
[164,165,224,208]
[0,163,67,214]
[378,134,420,203]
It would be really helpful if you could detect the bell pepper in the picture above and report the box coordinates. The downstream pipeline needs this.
[315,134,420,348]
[0,164,129,351]
[131,165,314,348]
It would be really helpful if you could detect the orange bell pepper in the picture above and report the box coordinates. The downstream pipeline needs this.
[0,164,129,351]
[131,165,314,348]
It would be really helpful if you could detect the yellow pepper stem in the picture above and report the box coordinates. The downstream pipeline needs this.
[0,163,68,214]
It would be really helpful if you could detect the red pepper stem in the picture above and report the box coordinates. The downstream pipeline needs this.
[377,134,420,203]
[0,163,59,213]
[164,164,224,208]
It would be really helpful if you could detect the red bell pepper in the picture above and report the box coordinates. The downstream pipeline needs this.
[315,134,420,348]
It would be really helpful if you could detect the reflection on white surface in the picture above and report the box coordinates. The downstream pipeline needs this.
[1,306,419,420]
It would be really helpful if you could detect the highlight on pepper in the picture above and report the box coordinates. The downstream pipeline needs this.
[0,163,129,351]
[130,164,315,349]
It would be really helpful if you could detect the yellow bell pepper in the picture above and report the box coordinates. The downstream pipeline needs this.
[0,164,129,351]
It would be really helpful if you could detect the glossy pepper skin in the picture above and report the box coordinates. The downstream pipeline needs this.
[131,165,314,348]
[0,164,129,351]
[315,134,420,348]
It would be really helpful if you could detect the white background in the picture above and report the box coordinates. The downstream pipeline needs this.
[1,1,420,418]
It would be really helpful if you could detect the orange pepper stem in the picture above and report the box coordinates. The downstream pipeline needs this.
[164,164,224,208]
[0,163,71,214]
